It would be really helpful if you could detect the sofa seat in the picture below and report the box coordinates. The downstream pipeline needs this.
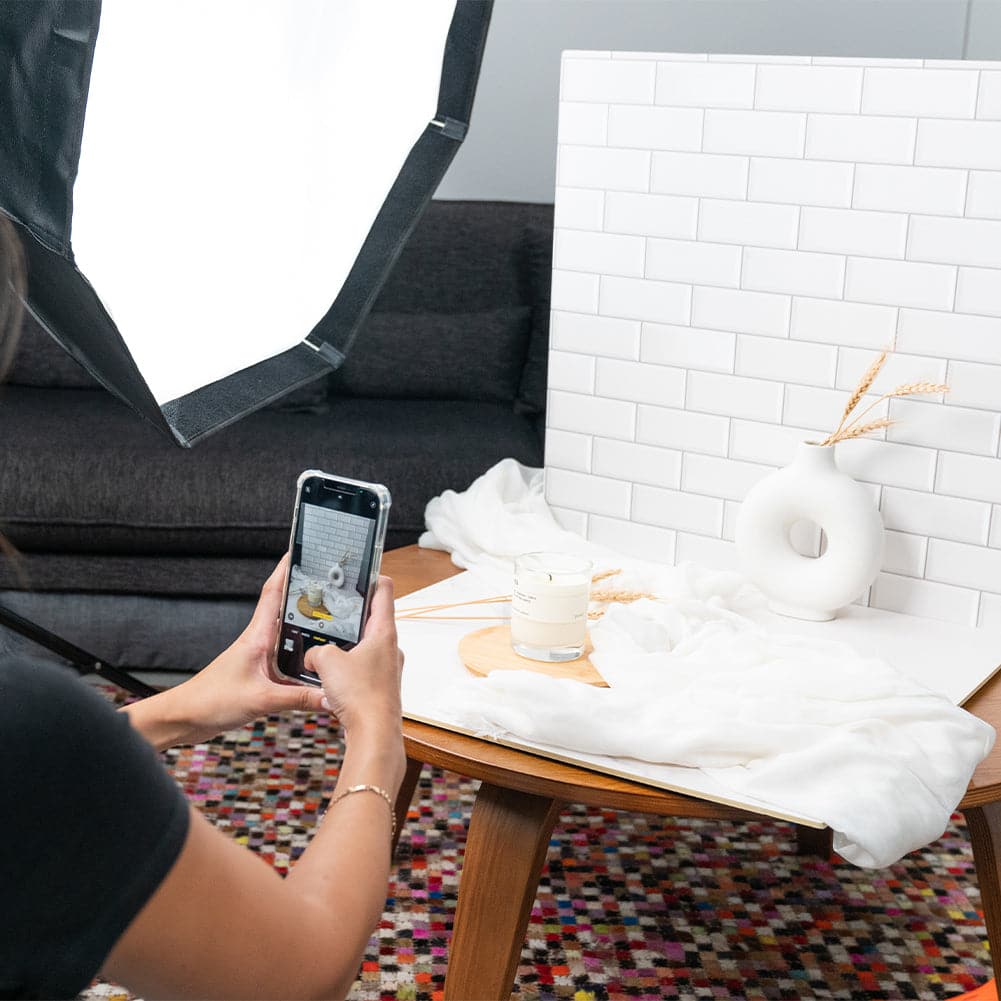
[0,385,542,596]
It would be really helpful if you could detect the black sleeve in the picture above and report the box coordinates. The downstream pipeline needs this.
[0,658,190,1000]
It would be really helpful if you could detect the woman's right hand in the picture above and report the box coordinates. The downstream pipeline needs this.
[303,575,405,742]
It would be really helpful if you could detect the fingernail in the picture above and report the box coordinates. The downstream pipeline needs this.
[320,696,331,710]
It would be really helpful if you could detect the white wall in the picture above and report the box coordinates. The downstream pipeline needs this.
[437,0,1001,204]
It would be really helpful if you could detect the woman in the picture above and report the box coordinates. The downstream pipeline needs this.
[0,214,408,1000]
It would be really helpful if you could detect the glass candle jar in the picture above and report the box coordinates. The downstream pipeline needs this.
[511,552,592,662]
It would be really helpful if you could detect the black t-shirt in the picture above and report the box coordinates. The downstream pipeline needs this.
[0,658,190,999]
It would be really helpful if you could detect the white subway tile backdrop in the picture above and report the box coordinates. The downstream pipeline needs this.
[546,51,1001,627]
[299,506,374,594]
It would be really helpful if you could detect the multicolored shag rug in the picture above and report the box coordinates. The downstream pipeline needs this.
[83,698,992,1001]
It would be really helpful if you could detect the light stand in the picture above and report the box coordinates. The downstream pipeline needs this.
[0,602,158,698]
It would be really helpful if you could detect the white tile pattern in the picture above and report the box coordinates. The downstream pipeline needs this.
[547,51,1001,626]
[300,506,373,593]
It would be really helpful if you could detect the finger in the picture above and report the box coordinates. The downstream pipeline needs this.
[362,575,397,642]
[267,680,327,714]
[261,553,291,606]
[248,555,291,637]
[303,641,349,680]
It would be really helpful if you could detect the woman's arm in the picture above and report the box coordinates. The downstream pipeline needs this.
[102,578,407,1000]
[123,555,327,751]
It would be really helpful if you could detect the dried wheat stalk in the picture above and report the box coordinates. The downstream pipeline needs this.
[397,583,655,621]
[590,587,655,604]
[822,417,896,444]
[847,381,950,426]
[820,349,950,447]
[833,350,887,435]
[591,568,622,584]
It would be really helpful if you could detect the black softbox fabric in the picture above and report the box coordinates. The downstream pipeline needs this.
[0,0,491,446]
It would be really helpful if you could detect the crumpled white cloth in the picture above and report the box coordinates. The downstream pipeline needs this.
[419,459,996,868]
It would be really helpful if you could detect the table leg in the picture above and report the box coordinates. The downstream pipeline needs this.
[444,782,563,1001]
[392,757,424,857]
[795,824,834,858]
[965,803,1001,982]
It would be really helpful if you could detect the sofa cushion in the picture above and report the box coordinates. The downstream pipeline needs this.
[372,200,553,314]
[8,201,557,411]
[9,314,333,413]
[516,226,553,416]
[7,311,99,388]
[0,386,543,593]
[330,306,531,402]
[265,375,330,414]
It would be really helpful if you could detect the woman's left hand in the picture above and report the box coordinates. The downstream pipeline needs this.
[124,555,327,750]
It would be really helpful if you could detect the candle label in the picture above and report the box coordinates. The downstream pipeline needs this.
[512,578,589,624]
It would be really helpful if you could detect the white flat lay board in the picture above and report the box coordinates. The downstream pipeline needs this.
[545,51,1001,630]
[397,569,1001,827]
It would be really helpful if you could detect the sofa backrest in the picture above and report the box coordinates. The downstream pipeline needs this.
[6,200,555,412]
[332,200,553,412]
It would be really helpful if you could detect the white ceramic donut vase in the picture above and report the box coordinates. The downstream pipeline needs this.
[735,442,884,621]
[327,563,346,589]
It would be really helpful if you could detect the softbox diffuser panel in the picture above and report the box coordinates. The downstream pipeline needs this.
[0,0,491,446]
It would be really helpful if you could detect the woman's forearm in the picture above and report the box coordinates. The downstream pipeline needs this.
[284,720,407,997]
[121,687,194,752]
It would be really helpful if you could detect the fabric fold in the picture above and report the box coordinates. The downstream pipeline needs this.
[419,459,995,868]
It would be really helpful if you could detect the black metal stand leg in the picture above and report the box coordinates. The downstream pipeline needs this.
[0,603,159,698]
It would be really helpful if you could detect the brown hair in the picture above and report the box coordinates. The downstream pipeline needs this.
[0,213,25,379]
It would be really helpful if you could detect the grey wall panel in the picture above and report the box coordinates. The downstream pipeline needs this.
[438,0,993,203]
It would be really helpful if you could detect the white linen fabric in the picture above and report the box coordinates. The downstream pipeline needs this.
[419,459,995,868]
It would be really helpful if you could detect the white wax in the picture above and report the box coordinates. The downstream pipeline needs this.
[511,567,589,648]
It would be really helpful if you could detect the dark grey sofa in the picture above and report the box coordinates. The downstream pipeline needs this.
[0,200,553,672]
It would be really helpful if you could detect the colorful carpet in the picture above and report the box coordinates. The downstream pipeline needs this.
[83,700,992,1001]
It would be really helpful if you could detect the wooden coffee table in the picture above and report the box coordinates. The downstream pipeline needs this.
[385,545,1001,1001]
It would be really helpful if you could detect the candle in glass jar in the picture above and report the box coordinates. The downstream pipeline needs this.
[511,552,592,662]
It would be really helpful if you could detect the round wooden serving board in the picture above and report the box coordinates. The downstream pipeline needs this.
[297,594,332,620]
[459,624,608,687]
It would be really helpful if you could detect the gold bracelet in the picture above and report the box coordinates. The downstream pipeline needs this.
[325,784,396,840]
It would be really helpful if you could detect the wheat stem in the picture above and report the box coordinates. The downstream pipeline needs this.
[834,350,887,435]
[821,417,896,446]
[842,382,949,433]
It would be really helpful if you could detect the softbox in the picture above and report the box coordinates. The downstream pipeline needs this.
[0,0,490,445]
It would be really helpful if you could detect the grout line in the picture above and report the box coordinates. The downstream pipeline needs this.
[557,264,1001,322]
[555,305,1001,370]
[556,175,981,221]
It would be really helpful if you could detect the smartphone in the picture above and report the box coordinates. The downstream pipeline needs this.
[274,470,391,686]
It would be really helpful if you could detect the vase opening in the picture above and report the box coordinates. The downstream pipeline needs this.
[787,519,828,559]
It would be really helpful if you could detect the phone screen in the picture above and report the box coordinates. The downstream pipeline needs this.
[275,475,385,684]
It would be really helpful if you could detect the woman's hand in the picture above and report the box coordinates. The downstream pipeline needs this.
[125,555,327,750]
[304,575,404,742]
